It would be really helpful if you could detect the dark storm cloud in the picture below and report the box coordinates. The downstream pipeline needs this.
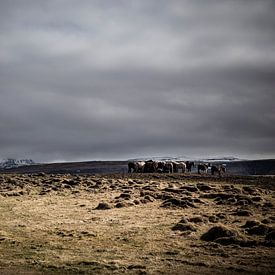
[0,0,275,162]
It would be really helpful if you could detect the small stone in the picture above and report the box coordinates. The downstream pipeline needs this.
[94,202,112,210]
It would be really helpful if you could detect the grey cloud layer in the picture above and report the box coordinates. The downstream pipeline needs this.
[0,0,274,162]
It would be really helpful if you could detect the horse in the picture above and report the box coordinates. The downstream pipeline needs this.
[197,163,209,174]
[128,161,136,173]
[135,161,145,173]
[163,161,173,173]
[220,164,226,174]
[156,161,165,173]
[173,162,186,173]
[211,164,226,176]
[186,161,195,172]
[144,160,158,173]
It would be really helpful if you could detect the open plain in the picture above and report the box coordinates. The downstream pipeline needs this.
[0,173,274,274]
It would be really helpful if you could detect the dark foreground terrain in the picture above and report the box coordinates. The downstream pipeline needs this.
[0,173,274,274]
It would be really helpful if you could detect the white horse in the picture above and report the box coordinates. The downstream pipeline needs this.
[135,161,145,173]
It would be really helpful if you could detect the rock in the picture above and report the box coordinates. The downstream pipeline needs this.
[160,198,190,208]
[241,220,261,229]
[216,213,227,220]
[118,193,131,200]
[232,209,252,217]
[208,215,219,223]
[189,216,205,223]
[115,202,134,208]
[94,202,112,210]
[242,186,257,194]
[251,196,262,202]
[180,185,199,192]
[263,202,273,208]
[214,197,223,205]
[214,236,240,246]
[172,223,196,232]
[144,195,154,202]
[150,192,162,200]
[227,197,237,204]
[246,224,271,236]
[196,183,212,191]
[261,218,272,224]
[238,239,259,247]
[201,225,237,242]
[164,187,182,194]
[268,216,275,221]
[201,193,233,200]
[235,200,249,206]
[178,218,188,224]
[63,184,72,189]
[140,198,150,204]
[265,230,275,241]
[62,179,78,186]
[193,198,205,204]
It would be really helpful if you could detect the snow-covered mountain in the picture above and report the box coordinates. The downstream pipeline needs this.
[0,158,35,169]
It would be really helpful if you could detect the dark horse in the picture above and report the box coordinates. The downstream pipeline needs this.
[128,162,136,173]
[144,160,158,173]
[197,163,209,174]
[211,164,226,176]
[186,161,195,172]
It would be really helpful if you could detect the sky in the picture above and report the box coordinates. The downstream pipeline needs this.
[0,0,275,163]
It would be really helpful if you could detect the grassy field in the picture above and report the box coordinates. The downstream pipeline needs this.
[0,173,274,274]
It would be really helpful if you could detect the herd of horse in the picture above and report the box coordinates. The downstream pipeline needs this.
[128,160,226,176]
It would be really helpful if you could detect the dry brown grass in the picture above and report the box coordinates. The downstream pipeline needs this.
[0,173,274,274]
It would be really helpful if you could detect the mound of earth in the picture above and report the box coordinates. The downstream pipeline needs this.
[94,202,112,210]
[201,225,239,242]
[172,222,197,232]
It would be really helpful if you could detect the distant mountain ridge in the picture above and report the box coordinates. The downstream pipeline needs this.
[195,157,244,162]
[0,158,35,169]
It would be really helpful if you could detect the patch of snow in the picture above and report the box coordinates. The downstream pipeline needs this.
[0,158,35,169]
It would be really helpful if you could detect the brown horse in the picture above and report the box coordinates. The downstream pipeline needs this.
[173,162,186,173]
[163,162,173,173]
[144,160,158,173]
[211,164,226,176]
[186,161,195,172]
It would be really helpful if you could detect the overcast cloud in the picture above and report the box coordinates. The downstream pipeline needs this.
[0,0,275,162]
